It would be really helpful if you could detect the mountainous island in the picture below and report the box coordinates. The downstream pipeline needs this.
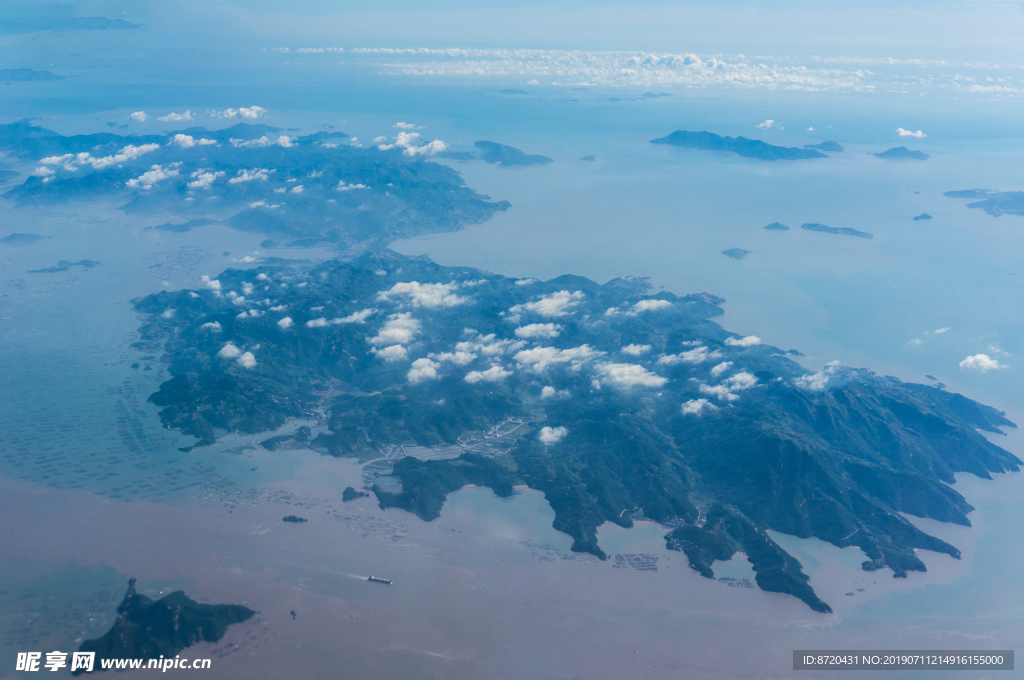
[0,118,509,247]
[803,141,844,152]
[722,248,751,260]
[75,579,254,673]
[874,147,930,160]
[0,68,65,82]
[763,222,789,230]
[133,250,1019,613]
[913,213,933,221]
[473,140,553,165]
[944,189,1024,217]
[801,223,873,238]
[651,131,828,161]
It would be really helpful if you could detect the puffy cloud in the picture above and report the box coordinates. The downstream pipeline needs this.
[794,361,842,391]
[515,323,562,339]
[169,134,216,148]
[725,335,761,347]
[200,275,221,292]
[934,327,951,334]
[218,343,242,359]
[237,351,257,368]
[200,321,222,332]
[336,180,368,191]
[681,398,718,416]
[959,354,1006,372]
[369,312,420,346]
[187,169,225,189]
[277,316,294,329]
[40,144,161,171]
[595,362,668,388]
[403,139,448,157]
[756,119,775,129]
[456,331,524,356]
[230,136,293,149]
[373,344,409,362]
[539,426,567,444]
[897,128,926,138]
[509,290,583,318]
[658,346,721,365]
[432,350,477,366]
[710,361,732,377]
[465,366,511,383]
[621,343,651,356]
[377,131,447,156]
[408,358,441,383]
[514,345,602,372]
[214,106,266,119]
[394,122,417,129]
[129,111,147,122]
[377,281,467,308]
[246,200,280,209]
[158,110,193,122]
[161,308,176,319]
[515,278,537,286]
[290,184,304,193]
[126,164,179,190]
[700,371,757,401]
[277,135,294,148]
[631,299,672,313]
[540,385,566,399]
[907,338,923,346]
[229,168,273,183]
[306,318,329,328]
[332,308,376,324]
[33,166,54,181]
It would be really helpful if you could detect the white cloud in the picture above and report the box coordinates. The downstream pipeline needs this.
[897,128,926,138]
[403,139,448,157]
[377,131,447,156]
[40,144,161,171]
[432,350,477,366]
[540,386,563,399]
[632,299,672,313]
[218,343,242,359]
[377,281,467,308]
[539,426,568,444]
[794,360,842,391]
[700,371,757,401]
[725,335,761,347]
[465,366,511,383]
[807,126,814,131]
[200,275,221,292]
[934,326,951,334]
[408,358,441,383]
[515,323,562,339]
[373,344,409,362]
[332,308,376,324]
[658,346,721,365]
[237,351,257,368]
[200,321,222,332]
[681,398,718,416]
[247,200,280,209]
[596,362,667,389]
[514,345,602,372]
[158,110,193,122]
[306,318,329,328]
[959,354,1006,372]
[169,134,216,148]
[187,169,225,189]
[277,135,294,148]
[710,361,732,377]
[229,136,292,149]
[126,164,179,190]
[336,180,368,191]
[394,122,417,129]
[129,111,147,122]
[277,317,294,329]
[509,290,583,319]
[756,119,775,129]
[456,331,524,356]
[229,168,273,183]
[214,106,266,119]
[161,308,176,319]
[907,338,923,347]
[290,184,304,193]
[369,312,420,346]
[33,166,54,180]
[621,344,651,356]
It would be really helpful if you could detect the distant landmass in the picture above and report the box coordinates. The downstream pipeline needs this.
[874,147,930,160]
[75,579,253,674]
[132,250,1019,613]
[0,69,64,82]
[651,130,828,161]
[722,248,751,260]
[642,92,671,98]
[499,89,529,95]
[151,218,219,233]
[913,213,933,221]
[0,169,19,183]
[803,141,844,152]
[1,232,48,244]
[944,189,1024,217]
[474,140,553,166]
[581,155,596,161]
[343,487,369,502]
[1,15,138,35]
[28,259,99,273]
[763,222,789,231]
[282,515,307,523]
[801,223,873,238]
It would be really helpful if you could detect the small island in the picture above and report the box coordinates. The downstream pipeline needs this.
[650,130,827,161]
[721,248,751,260]
[282,515,308,523]
[0,68,65,82]
[343,487,369,502]
[801,223,873,238]
[498,89,529,95]
[1,232,49,244]
[28,259,100,273]
[803,141,844,152]
[75,579,254,674]
[763,222,789,231]
[913,213,933,221]
[874,147,930,160]
[151,218,219,233]
[474,140,553,166]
